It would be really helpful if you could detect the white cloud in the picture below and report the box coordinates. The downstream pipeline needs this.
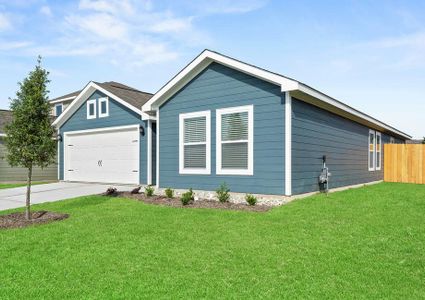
[65,13,129,40]
[0,40,31,50]
[0,13,11,31]
[78,0,133,15]
[40,5,52,17]
[190,0,267,14]
[150,17,193,33]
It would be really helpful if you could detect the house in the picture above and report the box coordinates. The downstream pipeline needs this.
[53,50,411,197]
[52,81,155,185]
[50,90,80,117]
[141,50,410,196]
[0,109,57,181]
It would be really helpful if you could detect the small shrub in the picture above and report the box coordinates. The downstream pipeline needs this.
[165,187,174,198]
[105,187,117,196]
[145,185,155,197]
[216,182,230,203]
[245,194,257,206]
[181,188,194,205]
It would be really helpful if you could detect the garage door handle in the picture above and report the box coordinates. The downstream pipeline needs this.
[132,170,138,172]
[98,160,103,167]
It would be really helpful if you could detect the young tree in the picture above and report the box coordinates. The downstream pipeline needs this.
[4,56,55,220]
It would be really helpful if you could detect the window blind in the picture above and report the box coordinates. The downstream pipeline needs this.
[221,111,248,169]
[184,116,206,168]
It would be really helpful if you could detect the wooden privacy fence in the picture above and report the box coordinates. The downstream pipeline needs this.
[384,144,425,184]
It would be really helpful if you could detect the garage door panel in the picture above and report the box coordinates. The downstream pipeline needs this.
[64,126,140,184]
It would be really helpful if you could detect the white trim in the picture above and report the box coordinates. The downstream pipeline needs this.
[57,129,60,180]
[376,131,382,171]
[98,97,109,118]
[179,110,211,175]
[63,124,140,183]
[368,129,376,171]
[216,105,253,176]
[53,81,151,127]
[54,103,63,117]
[156,110,160,187]
[147,120,152,185]
[86,99,96,119]
[285,92,292,196]
[49,96,76,104]
[141,50,410,140]
[63,124,139,136]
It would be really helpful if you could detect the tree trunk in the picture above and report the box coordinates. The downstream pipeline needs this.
[25,165,33,220]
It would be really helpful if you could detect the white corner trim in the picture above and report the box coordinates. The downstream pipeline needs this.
[156,110,160,187]
[57,129,60,180]
[368,129,376,172]
[285,92,292,196]
[98,97,109,118]
[179,110,211,175]
[376,131,382,171]
[216,105,253,176]
[86,99,96,119]
[147,120,152,185]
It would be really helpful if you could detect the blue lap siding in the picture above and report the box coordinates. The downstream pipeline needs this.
[59,90,147,184]
[158,62,286,195]
[291,99,401,194]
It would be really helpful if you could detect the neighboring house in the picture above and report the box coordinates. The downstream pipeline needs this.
[141,50,411,196]
[0,109,57,182]
[406,139,424,144]
[50,90,80,117]
[52,81,155,185]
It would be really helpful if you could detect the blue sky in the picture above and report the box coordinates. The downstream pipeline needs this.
[0,0,424,138]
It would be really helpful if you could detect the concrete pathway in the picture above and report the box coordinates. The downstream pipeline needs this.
[0,182,133,211]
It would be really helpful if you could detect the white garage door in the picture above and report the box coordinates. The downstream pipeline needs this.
[64,125,140,184]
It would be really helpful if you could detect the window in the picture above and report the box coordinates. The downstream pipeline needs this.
[216,105,253,175]
[368,130,376,171]
[87,99,96,119]
[179,110,211,174]
[55,103,63,116]
[99,97,109,118]
[376,132,382,170]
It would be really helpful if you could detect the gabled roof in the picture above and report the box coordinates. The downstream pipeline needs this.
[52,81,154,128]
[142,49,411,140]
[50,90,81,103]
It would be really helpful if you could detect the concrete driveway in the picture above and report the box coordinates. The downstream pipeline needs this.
[0,182,133,211]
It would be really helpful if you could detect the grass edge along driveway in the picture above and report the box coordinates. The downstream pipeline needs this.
[0,182,424,299]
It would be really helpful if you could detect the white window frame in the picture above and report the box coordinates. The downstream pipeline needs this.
[376,132,382,171]
[216,105,254,176]
[55,103,63,117]
[368,129,376,171]
[87,99,97,119]
[179,110,211,175]
[98,97,109,118]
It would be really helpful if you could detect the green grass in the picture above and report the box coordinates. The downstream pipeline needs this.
[1,182,424,299]
[0,182,54,189]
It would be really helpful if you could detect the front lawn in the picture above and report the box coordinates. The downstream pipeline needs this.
[0,182,54,189]
[0,182,424,298]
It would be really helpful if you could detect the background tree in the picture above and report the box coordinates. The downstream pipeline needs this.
[4,56,55,220]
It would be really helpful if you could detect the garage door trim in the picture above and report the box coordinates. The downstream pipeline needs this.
[63,124,140,183]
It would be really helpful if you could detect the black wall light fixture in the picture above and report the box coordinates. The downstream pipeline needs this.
[57,134,62,142]
[140,125,145,136]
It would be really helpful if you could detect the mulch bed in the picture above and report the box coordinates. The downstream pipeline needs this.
[0,211,69,230]
[107,191,271,212]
